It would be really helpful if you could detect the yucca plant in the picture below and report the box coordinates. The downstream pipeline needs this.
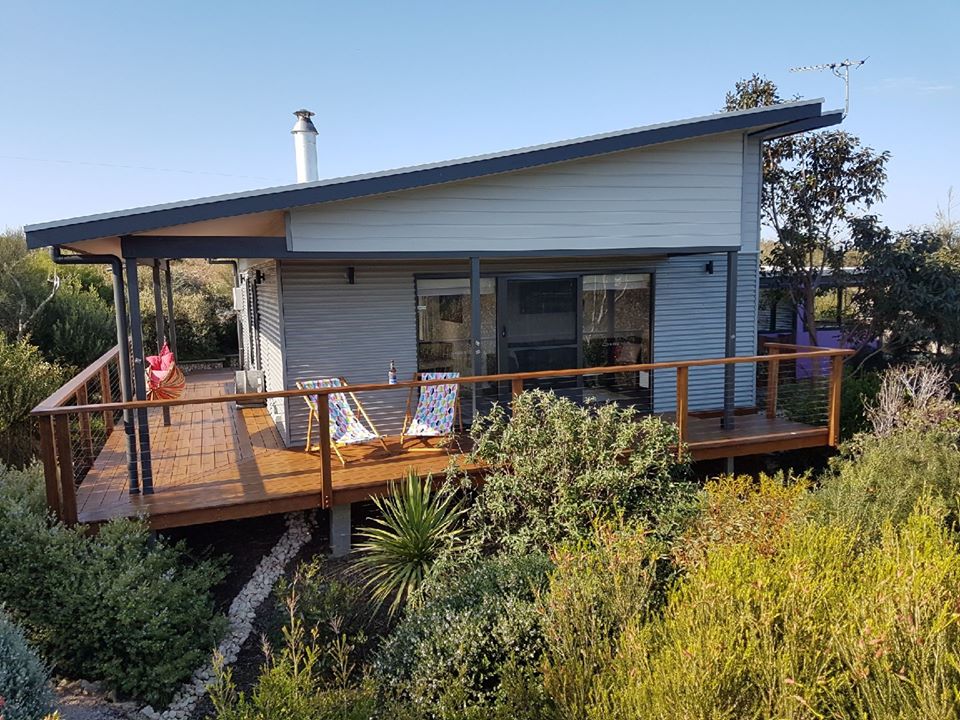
[353,471,466,617]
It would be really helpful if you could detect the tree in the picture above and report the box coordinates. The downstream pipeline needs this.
[850,216,960,361]
[724,74,890,345]
[0,229,60,341]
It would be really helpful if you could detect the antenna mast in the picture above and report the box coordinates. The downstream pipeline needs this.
[790,58,866,118]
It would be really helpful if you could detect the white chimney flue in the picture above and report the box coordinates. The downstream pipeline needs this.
[291,109,319,183]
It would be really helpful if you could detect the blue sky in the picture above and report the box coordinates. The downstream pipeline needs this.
[1,0,956,233]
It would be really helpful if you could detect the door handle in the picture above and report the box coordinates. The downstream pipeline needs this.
[501,325,507,338]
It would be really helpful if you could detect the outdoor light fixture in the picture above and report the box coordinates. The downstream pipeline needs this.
[346,266,356,284]
[705,261,714,275]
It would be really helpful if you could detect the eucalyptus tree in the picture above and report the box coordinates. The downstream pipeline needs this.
[725,75,889,345]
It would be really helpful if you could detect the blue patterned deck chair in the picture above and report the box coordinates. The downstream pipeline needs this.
[297,377,390,465]
[400,372,462,450]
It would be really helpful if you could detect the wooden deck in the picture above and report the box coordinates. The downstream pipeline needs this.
[76,372,480,529]
[73,371,826,529]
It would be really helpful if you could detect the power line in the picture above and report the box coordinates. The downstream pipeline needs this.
[0,153,280,182]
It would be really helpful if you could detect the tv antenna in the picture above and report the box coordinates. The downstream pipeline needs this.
[790,58,867,118]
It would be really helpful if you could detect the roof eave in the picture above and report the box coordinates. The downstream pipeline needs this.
[26,99,836,249]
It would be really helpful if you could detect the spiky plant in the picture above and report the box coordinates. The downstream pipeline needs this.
[353,472,466,617]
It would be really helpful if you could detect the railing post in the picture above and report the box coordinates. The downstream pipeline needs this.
[52,414,78,526]
[511,378,523,399]
[766,347,780,420]
[675,366,688,453]
[75,383,94,470]
[100,365,114,436]
[37,415,61,520]
[827,353,844,446]
[317,393,333,509]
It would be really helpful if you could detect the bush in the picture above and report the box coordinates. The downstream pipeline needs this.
[540,521,665,720]
[674,472,808,568]
[839,368,881,440]
[0,336,67,467]
[0,609,54,720]
[209,587,381,720]
[810,427,960,540]
[590,506,960,719]
[866,363,958,437]
[373,552,553,719]
[272,559,368,648]
[465,390,693,555]
[30,285,115,369]
[0,464,227,706]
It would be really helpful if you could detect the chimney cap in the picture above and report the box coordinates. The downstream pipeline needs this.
[291,109,318,135]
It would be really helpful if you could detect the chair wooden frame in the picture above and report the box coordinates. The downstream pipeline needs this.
[400,372,463,451]
[297,378,390,465]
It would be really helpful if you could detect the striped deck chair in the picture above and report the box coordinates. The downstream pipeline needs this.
[297,377,390,465]
[401,372,462,450]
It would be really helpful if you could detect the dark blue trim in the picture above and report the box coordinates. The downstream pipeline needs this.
[26,101,830,249]
[750,110,843,140]
[119,235,738,259]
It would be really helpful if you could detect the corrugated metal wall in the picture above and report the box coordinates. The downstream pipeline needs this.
[252,261,288,440]
[281,261,420,446]
[276,254,759,447]
[651,252,759,412]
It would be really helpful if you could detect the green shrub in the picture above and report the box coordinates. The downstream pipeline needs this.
[272,559,368,648]
[354,472,466,616]
[209,589,380,720]
[373,552,553,719]
[540,521,665,720]
[0,464,227,706]
[0,336,67,468]
[465,390,693,555]
[674,472,808,568]
[0,609,54,720]
[31,285,115,369]
[810,427,960,540]
[590,506,960,719]
[839,368,881,440]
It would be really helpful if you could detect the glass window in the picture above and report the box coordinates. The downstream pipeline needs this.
[415,278,496,377]
[582,273,652,406]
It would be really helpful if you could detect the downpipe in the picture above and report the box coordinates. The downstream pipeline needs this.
[50,247,140,493]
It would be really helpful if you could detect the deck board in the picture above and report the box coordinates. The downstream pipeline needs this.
[74,371,827,529]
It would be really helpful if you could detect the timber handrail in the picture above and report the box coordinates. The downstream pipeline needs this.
[34,345,854,523]
[33,344,121,411]
[31,347,856,417]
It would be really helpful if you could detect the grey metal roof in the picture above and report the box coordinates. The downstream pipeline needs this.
[25,99,841,248]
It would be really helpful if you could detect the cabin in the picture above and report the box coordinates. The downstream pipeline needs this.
[25,99,849,553]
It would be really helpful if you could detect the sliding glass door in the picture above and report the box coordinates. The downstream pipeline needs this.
[416,270,653,413]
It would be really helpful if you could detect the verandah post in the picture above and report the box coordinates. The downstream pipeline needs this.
[722,250,739,430]
[511,378,523,398]
[766,346,780,419]
[125,257,153,493]
[152,260,171,427]
[827,353,844,446]
[317,393,333,509]
[675,366,688,453]
[37,415,61,520]
[53,414,78,525]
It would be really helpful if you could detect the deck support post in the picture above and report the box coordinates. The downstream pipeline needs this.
[125,257,153,493]
[722,250,738,430]
[329,504,352,557]
[111,261,139,493]
[469,256,482,423]
[152,260,171,426]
